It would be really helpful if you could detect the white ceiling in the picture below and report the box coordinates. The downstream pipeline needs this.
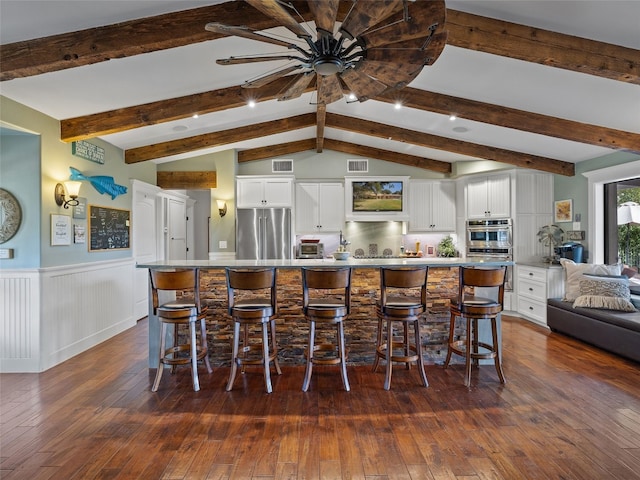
[1,0,639,167]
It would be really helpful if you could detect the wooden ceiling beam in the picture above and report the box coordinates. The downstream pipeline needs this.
[238,139,316,163]
[125,113,315,164]
[446,9,640,84]
[0,3,279,81]
[316,105,326,153]
[378,87,640,152]
[322,139,452,174]
[60,76,315,142]
[237,137,452,174]
[2,4,636,85]
[326,113,575,176]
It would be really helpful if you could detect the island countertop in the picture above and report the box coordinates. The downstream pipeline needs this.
[137,257,513,269]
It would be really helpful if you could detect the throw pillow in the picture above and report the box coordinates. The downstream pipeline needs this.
[573,275,637,312]
[560,258,622,302]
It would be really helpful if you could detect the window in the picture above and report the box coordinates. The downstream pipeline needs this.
[605,179,640,267]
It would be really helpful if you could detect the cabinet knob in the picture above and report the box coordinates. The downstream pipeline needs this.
[528,287,534,291]
[529,306,534,310]
[528,272,534,276]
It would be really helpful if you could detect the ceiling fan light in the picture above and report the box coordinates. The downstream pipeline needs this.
[313,57,342,76]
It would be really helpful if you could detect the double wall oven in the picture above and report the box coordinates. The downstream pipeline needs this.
[466,218,513,290]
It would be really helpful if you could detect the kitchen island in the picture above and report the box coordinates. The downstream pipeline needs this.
[137,257,513,369]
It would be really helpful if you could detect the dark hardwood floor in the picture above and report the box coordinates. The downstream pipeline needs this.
[2,315,640,479]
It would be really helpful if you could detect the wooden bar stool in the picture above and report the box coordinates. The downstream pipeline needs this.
[373,266,429,390]
[150,268,212,392]
[444,266,507,386]
[301,267,352,392]
[225,268,282,393]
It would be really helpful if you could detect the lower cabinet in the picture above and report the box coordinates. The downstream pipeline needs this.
[516,264,564,326]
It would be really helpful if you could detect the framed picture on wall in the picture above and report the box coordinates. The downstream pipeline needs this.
[554,199,573,222]
[51,214,71,245]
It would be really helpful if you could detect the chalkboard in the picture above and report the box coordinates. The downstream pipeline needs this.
[89,205,130,251]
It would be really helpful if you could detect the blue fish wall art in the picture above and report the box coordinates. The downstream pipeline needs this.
[69,167,127,200]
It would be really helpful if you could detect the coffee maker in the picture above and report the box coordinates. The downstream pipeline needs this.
[555,242,584,263]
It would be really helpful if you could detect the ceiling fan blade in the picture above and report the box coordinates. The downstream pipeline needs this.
[339,68,387,102]
[277,72,315,101]
[365,48,427,68]
[340,0,404,40]
[243,65,302,88]
[307,0,339,37]
[205,23,292,48]
[360,0,446,48]
[316,73,344,105]
[246,0,310,39]
[356,60,420,89]
[217,55,302,65]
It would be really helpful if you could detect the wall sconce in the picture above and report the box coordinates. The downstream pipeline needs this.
[216,200,227,217]
[54,181,82,209]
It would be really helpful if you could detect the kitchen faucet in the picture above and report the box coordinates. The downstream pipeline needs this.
[339,230,350,249]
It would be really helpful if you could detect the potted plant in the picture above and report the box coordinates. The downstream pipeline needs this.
[437,235,457,257]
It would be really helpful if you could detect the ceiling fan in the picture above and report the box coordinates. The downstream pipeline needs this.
[206,0,448,105]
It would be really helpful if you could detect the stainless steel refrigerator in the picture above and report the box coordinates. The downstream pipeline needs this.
[236,208,293,260]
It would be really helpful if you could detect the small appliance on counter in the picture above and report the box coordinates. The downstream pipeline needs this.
[555,242,584,263]
[297,240,324,259]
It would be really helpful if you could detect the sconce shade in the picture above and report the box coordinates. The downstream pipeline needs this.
[55,181,82,209]
[217,200,227,217]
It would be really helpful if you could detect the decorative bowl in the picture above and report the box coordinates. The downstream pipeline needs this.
[333,251,350,260]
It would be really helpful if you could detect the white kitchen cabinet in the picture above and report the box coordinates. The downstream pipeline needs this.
[466,173,511,219]
[236,176,293,208]
[513,171,554,263]
[295,182,344,233]
[516,264,564,326]
[408,180,456,232]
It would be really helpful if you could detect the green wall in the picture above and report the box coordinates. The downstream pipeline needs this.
[0,95,156,268]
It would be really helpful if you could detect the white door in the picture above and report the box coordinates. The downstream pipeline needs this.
[167,197,187,260]
[132,181,159,320]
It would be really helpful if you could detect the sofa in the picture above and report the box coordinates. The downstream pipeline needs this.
[546,260,640,363]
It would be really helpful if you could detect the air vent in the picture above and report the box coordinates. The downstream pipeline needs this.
[272,159,293,173]
[347,159,368,173]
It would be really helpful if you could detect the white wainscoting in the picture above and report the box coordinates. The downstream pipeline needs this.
[1,259,136,372]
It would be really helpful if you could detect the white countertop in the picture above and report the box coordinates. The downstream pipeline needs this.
[137,257,514,269]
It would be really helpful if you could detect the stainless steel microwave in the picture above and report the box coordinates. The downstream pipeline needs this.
[297,242,324,259]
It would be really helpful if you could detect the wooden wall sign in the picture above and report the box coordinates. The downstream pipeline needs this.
[157,171,217,189]
[72,140,105,164]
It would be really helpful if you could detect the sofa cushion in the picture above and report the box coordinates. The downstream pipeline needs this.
[573,275,637,312]
[560,259,622,301]
[548,298,640,333]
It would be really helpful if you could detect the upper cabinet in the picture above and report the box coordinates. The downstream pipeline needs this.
[295,182,344,233]
[466,173,511,219]
[408,180,456,232]
[236,176,293,208]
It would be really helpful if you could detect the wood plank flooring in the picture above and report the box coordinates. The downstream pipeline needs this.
[2,315,640,479]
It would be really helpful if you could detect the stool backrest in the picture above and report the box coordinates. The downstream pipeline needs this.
[379,266,428,308]
[302,267,352,312]
[225,268,277,313]
[458,266,507,304]
[149,268,201,312]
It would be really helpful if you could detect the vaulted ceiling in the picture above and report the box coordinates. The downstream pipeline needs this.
[1,0,639,177]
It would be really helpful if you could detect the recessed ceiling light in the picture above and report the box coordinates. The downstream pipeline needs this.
[453,126,469,133]
[449,114,457,121]
[173,125,188,132]
[394,102,402,110]
[248,100,256,108]
[348,93,357,101]
[192,113,199,119]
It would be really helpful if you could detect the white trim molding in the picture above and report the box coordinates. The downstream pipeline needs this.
[583,160,640,265]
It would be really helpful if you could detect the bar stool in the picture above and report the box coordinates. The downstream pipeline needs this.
[301,267,352,392]
[150,268,212,392]
[373,266,429,390]
[444,266,507,386]
[225,267,282,393]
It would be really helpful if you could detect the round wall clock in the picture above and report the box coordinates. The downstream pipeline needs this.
[0,188,22,244]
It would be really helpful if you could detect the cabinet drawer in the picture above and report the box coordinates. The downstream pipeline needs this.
[518,266,547,283]
[517,297,547,325]
[518,278,546,301]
